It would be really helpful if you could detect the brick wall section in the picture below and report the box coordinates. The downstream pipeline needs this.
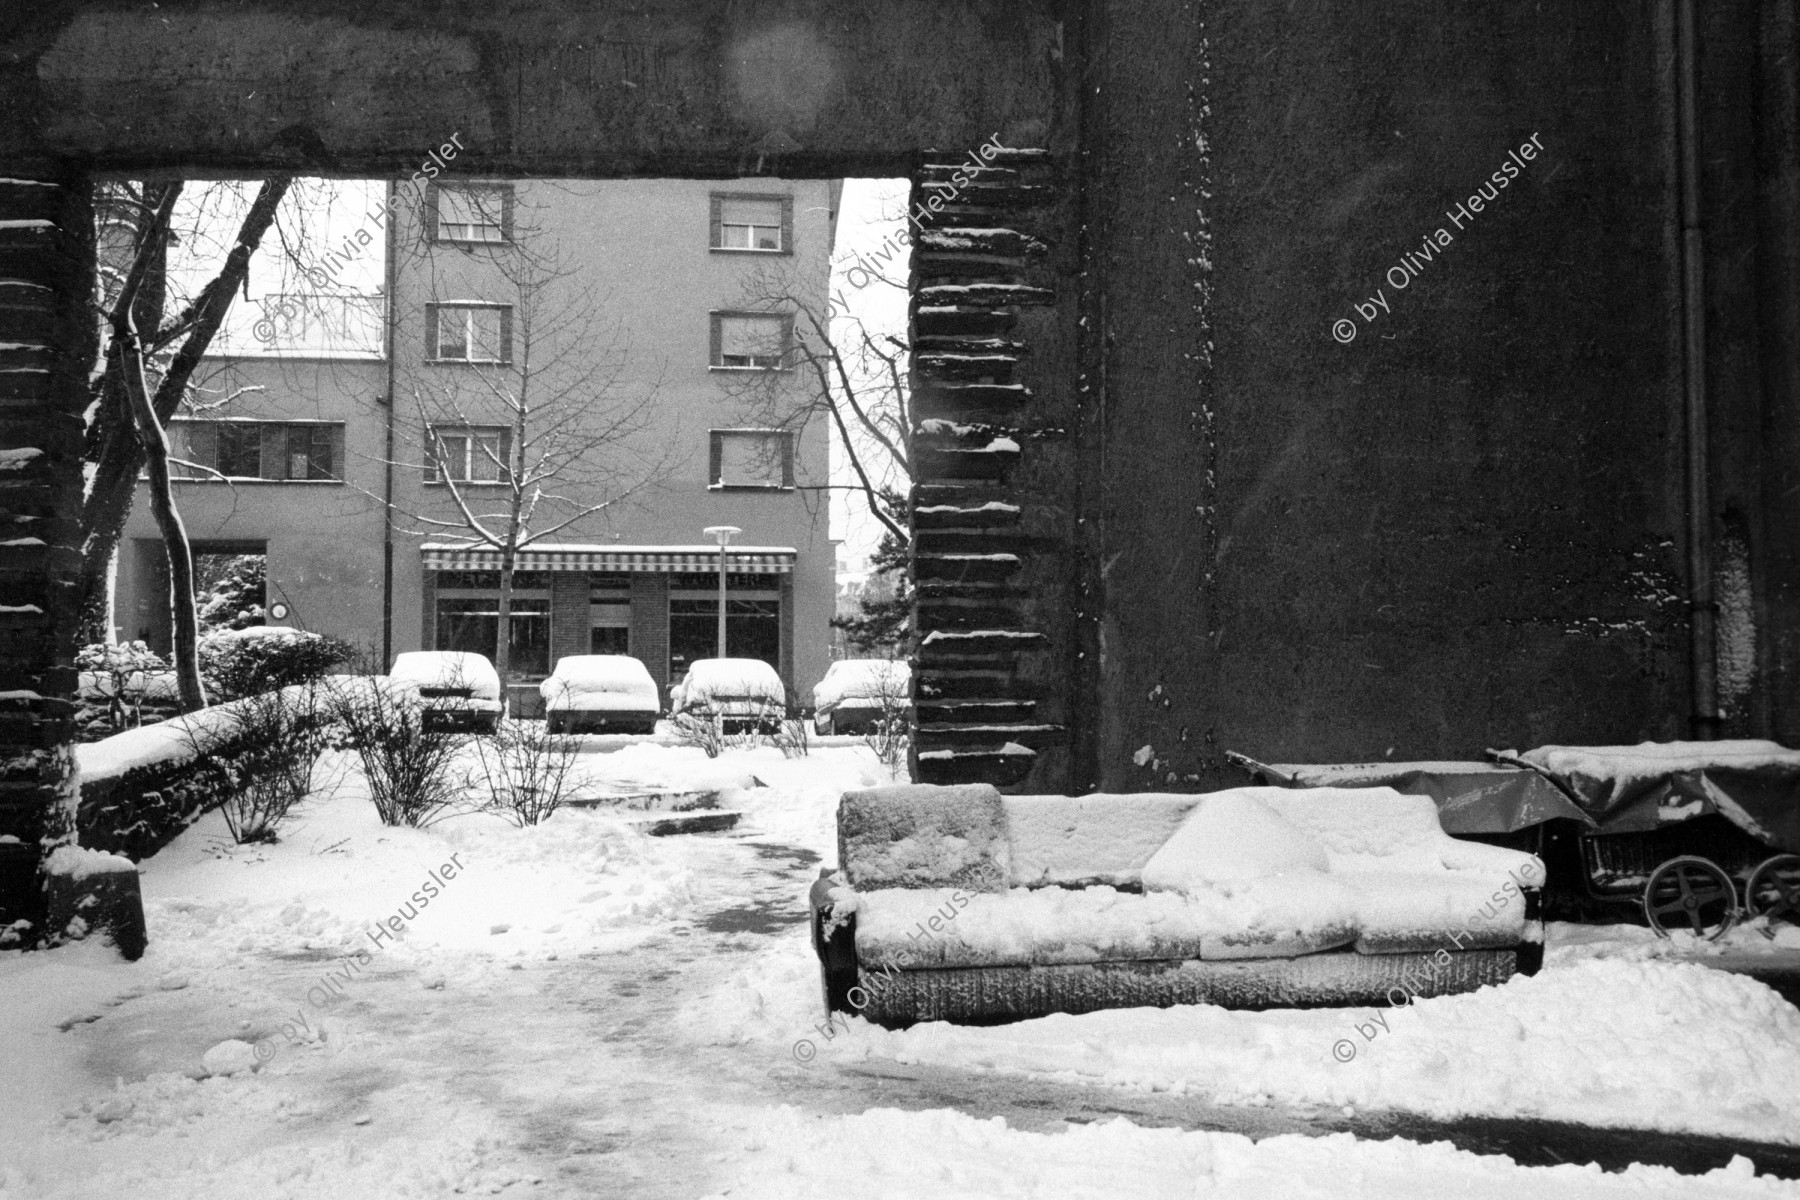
[908,148,1071,790]
[0,172,94,939]
[629,574,670,701]
[549,571,588,664]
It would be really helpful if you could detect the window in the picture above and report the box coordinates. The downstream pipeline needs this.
[427,303,511,363]
[171,421,344,482]
[668,599,780,678]
[431,184,512,243]
[433,571,551,678]
[710,194,791,253]
[427,426,511,483]
[710,312,791,369]
[710,429,794,488]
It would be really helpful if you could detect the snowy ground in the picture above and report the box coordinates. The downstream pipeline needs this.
[4,743,1800,1199]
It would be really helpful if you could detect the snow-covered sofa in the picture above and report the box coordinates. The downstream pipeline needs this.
[810,783,1544,1028]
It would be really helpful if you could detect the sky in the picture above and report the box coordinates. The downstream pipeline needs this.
[824,177,910,574]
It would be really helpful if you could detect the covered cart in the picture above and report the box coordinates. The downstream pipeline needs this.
[1231,740,1800,939]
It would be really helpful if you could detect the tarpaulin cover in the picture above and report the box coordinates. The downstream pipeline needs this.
[1508,740,1800,852]
[1238,758,1590,836]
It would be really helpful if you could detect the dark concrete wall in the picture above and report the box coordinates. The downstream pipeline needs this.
[1073,0,1796,792]
[3,2,1064,177]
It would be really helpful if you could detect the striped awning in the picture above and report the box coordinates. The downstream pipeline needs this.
[420,543,796,574]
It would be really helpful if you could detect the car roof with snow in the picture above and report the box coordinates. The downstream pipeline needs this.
[389,650,502,700]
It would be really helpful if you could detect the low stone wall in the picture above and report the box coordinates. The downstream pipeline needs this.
[73,684,333,860]
[73,708,249,860]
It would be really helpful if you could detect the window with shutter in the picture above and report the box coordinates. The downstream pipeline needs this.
[433,184,512,243]
[711,195,788,252]
[711,313,789,368]
[432,305,510,363]
[427,425,510,483]
[710,430,794,488]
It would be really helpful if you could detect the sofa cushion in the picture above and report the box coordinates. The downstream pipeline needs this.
[838,783,1011,893]
[851,880,1359,970]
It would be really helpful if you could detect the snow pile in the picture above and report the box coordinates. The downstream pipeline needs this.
[132,752,700,961]
[538,654,659,712]
[43,845,136,881]
[671,657,786,714]
[706,1105,1799,1200]
[820,958,1800,1144]
[813,659,909,712]
[388,650,501,706]
[1140,791,1329,887]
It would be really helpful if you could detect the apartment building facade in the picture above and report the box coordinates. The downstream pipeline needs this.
[117,177,840,712]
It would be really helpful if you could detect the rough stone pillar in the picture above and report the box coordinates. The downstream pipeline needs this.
[909,148,1073,790]
[0,170,93,945]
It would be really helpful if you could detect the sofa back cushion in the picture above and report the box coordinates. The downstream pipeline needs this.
[838,783,1011,891]
[1001,793,1202,887]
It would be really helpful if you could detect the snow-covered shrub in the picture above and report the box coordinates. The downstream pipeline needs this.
[861,674,913,777]
[195,553,266,631]
[74,641,167,736]
[670,710,727,758]
[200,684,332,843]
[328,678,466,828]
[201,626,356,702]
[771,715,811,758]
[473,718,581,827]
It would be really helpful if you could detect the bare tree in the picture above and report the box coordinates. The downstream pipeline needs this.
[379,204,678,685]
[720,258,914,653]
[78,177,314,706]
[721,263,911,549]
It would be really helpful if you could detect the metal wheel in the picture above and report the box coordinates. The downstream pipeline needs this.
[1746,854,1800,927]
[1643,855,1737,940]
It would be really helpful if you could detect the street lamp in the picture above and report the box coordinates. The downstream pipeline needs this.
[703,525,741,658]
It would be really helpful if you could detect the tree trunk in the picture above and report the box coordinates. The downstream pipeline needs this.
[494,552,513,706]
[115,333,206,711]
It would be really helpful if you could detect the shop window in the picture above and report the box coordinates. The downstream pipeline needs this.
[668,598,779,678]
[433,572,551,677]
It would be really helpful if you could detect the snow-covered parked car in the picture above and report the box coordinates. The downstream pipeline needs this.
[539,655,661,734]
[812,658,910,735]
[669,658,787,733]
[388,650,502,732]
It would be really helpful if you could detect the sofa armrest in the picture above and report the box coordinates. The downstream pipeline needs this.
[810,869,860,1014]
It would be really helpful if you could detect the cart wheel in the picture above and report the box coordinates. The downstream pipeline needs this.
[1643,855,1737,940]
[1746,855,1800,927]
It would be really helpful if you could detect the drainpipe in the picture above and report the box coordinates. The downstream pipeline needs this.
[1675,0,1718,738]
[380,180,398,669]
